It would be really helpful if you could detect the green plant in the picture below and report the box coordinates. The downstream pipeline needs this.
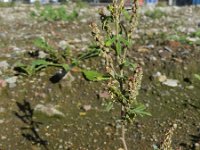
[166,28,200,46]
[15,38,100,77]
[167,33,200,45]
[31,5,78,22]
[75,0,89,8]
[33,38,58,61]
[15,38,73,76]
[87,0,151,149]
[15,1,150,149]
[15,59,69,76]
[0,2,15,7]
[191,29,200,38]
[145,9,166,19]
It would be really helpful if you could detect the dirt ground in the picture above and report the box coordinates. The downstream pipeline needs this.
[0,3,200,150]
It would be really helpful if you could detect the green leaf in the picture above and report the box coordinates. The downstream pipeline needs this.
[34,38,54,52]
[129,104,151,117]
[167,35,179,41]
[31,59,51,66]
[105,101,113,111]
[122,9,131,20]
[82,70,110,81]
[15,59,71,76]
[119,36,130,46]
[194,74,200,81]
[15,62,26,68]
[78,48,100,60]
[30,59,51,72]
[60,64,70,71]
[105,37,116,47]
[116,41,122,55]
[15,62,35,76]
[123,60,136,70]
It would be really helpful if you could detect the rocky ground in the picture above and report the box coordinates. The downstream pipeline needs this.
[0,3,200,150]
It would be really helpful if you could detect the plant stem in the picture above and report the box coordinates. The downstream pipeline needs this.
[121,120,128,150]
[119,69,128,150]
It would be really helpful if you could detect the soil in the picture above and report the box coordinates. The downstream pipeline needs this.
[0,3,200,150]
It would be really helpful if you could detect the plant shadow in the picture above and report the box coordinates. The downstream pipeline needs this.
[13,99,49,150]
[49,69,67,83]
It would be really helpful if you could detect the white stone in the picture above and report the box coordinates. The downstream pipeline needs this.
[82,105,91,111]
[187,37,199,42]
[5,76,17,84]
[158,75,167,82]
[58,40,68,50]
[163,79,179,87]
[0,61,9,71]
[34,104,65,117]
[0,107,5,113]
[0,119,4,124]
[38,51,47,59]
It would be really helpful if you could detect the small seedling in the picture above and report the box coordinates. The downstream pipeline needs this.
[15,38,72,76]
[15,59,70,76]
[15,38,101,77]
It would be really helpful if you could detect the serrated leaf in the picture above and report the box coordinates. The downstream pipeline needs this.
[105,102,113,111]
[78,48,100,60]
[82,70,110,81]
[129,104,151,117]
